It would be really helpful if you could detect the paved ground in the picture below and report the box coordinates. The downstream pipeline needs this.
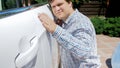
[96,34,120,68]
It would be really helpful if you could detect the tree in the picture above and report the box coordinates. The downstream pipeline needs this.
[0,0,2,10]
[72,0,89,9]
[105,0,120,17]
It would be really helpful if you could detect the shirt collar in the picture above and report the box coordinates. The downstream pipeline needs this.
[64,9,78,24]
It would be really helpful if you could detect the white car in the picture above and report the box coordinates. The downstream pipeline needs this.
[0,4,58,68]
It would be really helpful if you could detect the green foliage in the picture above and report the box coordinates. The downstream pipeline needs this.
[5,0,16,9]
[72,0,89,4]
[90,16,120,37]
[103,17,120,37]
[91,16,105,34]
[36,0,48,4]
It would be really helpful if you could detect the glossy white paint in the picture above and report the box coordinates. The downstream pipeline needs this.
[0,4,58,68]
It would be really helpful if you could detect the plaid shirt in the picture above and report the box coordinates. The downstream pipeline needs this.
[52,9,101,68]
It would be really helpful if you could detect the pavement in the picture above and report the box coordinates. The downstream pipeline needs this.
[96,34,120,68]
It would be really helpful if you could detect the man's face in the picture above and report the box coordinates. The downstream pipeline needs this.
[51,0,73,20]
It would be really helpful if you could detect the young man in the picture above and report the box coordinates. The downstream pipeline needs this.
[38,0,101,68]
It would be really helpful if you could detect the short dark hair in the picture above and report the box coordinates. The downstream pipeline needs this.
[48,0,77,9]
[48,0,72,4]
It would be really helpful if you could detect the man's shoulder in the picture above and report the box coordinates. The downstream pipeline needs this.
[75,9,89,19]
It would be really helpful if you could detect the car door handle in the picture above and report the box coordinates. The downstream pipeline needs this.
[15,35,39,68]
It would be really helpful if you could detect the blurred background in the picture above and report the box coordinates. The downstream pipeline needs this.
[0,0,120,68]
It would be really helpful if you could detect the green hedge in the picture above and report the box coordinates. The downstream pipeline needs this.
[90,16,120,37]
[2,0,16,10]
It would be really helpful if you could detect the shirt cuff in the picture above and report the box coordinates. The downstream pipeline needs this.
[52,25,63,39]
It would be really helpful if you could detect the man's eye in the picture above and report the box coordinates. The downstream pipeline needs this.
[52,6,55,8]
[57,3,62,6]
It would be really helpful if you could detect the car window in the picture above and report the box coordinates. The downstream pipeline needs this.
[0,0,48,19]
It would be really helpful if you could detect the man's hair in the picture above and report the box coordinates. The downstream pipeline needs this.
[48,0,76,9]
[48,0,71,4]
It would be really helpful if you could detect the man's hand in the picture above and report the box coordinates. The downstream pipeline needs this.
[38,13,57,34]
